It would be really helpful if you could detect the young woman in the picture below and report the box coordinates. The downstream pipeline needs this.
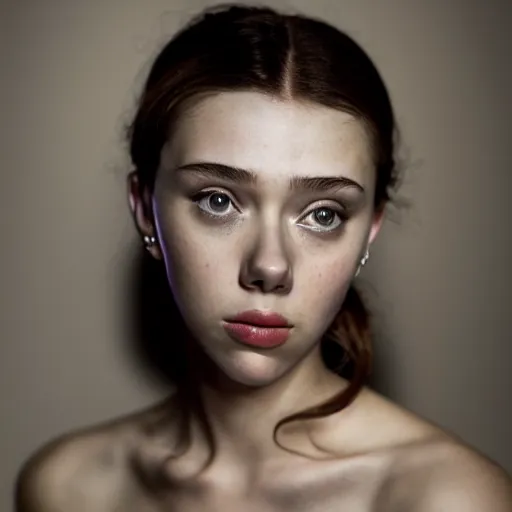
[16,4,512,511]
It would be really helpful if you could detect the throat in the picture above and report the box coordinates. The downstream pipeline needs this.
[180,358,349,466]
[134,346,351,492]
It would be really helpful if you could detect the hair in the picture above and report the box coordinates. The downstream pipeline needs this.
[127,3,400,453]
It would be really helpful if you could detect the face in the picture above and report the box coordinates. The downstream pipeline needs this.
[131,92,383,387]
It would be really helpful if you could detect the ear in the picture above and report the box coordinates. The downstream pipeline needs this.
[367,205,386,247]
[127,171,162,260]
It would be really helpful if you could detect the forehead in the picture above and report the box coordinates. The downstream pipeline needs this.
[162,91,374,184]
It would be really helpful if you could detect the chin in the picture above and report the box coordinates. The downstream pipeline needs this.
[215,350,289,388]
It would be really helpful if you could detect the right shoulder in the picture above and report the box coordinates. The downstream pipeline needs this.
[15,398,178,511]
[16,432,85,511]
[15,427,125,512]
[13,401,160,512]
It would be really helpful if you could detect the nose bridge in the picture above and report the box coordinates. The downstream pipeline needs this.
[240,212,293,294]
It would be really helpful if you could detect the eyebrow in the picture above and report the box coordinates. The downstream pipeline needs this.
[175,162,364,193]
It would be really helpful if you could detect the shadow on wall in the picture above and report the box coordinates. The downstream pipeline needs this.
[127,248,397,396]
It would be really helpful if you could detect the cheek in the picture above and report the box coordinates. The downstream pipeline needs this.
[156,214,237,306]
[297,255,356,327]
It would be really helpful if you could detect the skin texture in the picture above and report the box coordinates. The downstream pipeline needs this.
[16,92,512,511]
[151,92,379,386]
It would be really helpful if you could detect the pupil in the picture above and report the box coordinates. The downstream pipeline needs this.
[209,193,229,211]
[315,208,334,225]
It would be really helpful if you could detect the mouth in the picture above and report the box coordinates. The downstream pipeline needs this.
[225,310,292,328]
[222,310,292,348]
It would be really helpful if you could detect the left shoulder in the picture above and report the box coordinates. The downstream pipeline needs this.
[396,439,512,511]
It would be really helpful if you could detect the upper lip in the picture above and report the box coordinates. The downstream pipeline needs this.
[225,310,292,328]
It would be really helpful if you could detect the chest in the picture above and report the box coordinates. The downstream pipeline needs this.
[128,464,387,512]
[129,492,378,512]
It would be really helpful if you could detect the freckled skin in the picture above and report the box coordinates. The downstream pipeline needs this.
[16,92,511,512]
[152,92,380,387]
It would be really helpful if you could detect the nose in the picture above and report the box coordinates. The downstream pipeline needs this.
[239,222,293,295]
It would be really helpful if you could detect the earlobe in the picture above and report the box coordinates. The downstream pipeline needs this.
[127,172,163,260]
[355,207,385,278]
[142,234,162,260]
[143,236,163,260]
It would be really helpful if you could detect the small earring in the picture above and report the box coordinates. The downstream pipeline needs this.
[355,249,370,277]
[360,249,370,267]
[143,235,157,249]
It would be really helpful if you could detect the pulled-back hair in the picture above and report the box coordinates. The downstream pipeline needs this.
[128,3,400,450]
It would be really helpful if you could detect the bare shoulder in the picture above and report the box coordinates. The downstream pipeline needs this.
[15,429,110,511]
[358,389,512,511]
[315,386,450,456]
[389,437,512,511]
[15,398,172,512]
[365,389,512,510]
[318,387,511,510]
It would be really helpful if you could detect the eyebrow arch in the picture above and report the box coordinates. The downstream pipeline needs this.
[175,162,257,184]
[175,162,364,193]
[290,175,364,193]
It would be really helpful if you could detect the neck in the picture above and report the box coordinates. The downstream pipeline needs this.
[179,343,346,466]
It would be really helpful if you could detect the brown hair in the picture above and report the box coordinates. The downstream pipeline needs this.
[128,3,400,449]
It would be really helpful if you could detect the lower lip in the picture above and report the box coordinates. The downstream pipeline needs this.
[222,322,291,348]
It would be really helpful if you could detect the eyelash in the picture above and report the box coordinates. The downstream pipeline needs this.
[191,189,348,233]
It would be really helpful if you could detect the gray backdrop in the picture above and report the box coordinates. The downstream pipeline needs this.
[2,1,511,510]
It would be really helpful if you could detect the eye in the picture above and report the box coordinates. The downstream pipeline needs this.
[194,190,236,217]
[299,206,345,232]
